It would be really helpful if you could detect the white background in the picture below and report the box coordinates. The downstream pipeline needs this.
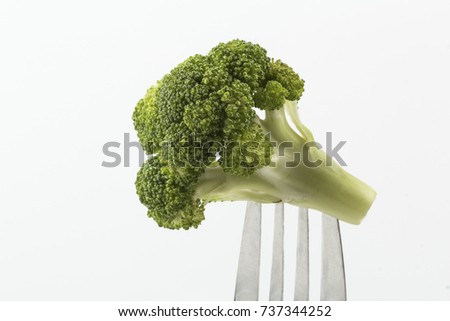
[1,0,449,300]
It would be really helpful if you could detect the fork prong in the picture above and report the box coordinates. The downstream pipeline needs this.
[269,202,284,301]
[234,202,262,301]
[294,207,309,301]
[320,213,347,301]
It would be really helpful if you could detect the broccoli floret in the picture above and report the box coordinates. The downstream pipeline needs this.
[133,39,376,230]
[136,156,205,229]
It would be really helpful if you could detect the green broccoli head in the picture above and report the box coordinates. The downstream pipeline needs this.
[133,40,375,230]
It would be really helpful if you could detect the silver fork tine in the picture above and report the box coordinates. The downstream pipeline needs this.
[320,213,347,300]
[294,207,309,300]
[234,202,262,301]
[269,202,284,301]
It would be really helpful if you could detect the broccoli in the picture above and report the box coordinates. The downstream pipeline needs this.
[133,39,376,230]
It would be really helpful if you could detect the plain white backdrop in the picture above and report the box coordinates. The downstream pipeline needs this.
[1,0,450,300]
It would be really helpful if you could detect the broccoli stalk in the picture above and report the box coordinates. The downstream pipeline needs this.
[195,101,375,224]
[133,40,376,230]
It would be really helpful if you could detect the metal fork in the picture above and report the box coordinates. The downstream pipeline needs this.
[234,202,346,301]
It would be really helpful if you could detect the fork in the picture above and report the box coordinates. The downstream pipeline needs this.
[234,202,346,301]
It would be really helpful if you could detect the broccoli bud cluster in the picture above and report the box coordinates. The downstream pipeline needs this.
[133,40,306,229]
